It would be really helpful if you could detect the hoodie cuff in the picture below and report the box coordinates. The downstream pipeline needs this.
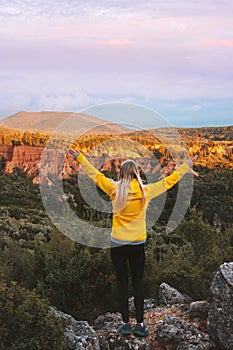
[76,153,85,163]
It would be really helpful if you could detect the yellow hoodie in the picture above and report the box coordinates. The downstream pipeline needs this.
[76,154,189,245]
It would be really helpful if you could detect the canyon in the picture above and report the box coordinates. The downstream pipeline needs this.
[0,138,232,184]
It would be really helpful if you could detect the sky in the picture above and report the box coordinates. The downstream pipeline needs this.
[0,0,233,127]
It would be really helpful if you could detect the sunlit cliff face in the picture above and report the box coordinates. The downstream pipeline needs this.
[0,135,232,186]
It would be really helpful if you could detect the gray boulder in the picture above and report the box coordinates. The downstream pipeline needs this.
[51,306,76,323]
[65,321,100,350]
[156,316,210,350]
[94,312,122,331]
[188,301,210,320]
[51,307,100,350]
[159,283,193,306]
[106,333,153,349]
[207,262,233,350]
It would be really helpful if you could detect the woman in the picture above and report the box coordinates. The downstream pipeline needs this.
[69,149,197,337]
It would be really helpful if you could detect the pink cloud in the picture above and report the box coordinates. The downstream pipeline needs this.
[95,39,130,46]
[0,0,233,121]
[202,39,233,48]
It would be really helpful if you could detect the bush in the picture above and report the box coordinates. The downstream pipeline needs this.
[145,208,233,301]
[0,276,66,350]
[35,230,116,321]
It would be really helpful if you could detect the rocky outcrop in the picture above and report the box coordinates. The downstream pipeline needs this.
[156,316,210,350]
[0,145,13,161]
[64,321,100,350]
[52,309,155,349]
[93,312,122,331]
[0,145,160,183]
[0,145,81,182]
[48,264,233,350]
[188,301,210,320]
[159,283,193,306]
[4,145,43,178]
[51,307,100,350]
[207,262,233,350]
[94,312,154,350]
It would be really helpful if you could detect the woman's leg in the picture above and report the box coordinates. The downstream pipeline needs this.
[110,246,130,323]
[128,244,145,323]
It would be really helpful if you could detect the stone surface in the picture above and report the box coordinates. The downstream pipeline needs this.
[3,145,44,178]
[128,297,156,315]
[65,321,100,350]
[0,145,81,183]
[220,261,233,287]
[94,312,122,331]
[0,145,13,162]
[51,307,100,350]
[207,262,233,350]
[188,301,210,320]
[50,306,76,323]
[156,316,210,350]
[159,282,193,306]
[106,333,154,349]
[94,312,154,349]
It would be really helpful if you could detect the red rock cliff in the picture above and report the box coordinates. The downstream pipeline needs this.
[0,145,14,162]
[0,145,81,182]
[2,145,43,178]
[0,146,159,184]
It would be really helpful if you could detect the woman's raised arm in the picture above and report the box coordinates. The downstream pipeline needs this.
[145,155,198,202]
[69,149,116,197]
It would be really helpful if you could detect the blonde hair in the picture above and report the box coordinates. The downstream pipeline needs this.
[113,159,146,214]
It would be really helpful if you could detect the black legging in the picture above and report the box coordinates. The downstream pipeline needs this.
[110,243,145,323]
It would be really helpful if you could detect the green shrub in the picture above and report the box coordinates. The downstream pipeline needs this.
[35,230,116,321]
[0,276,66,350]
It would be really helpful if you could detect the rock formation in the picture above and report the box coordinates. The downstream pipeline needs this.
[159,282,193,306]
[188,301,210,320]
[4,145,43,178]
[51,264,233,350]
[207,262,233,350]
[94,312,154,349]
[156,316,210,350]
[0,145,161,183]
[52,309,155,350]
[51,307,100,350]
[0,145,13,161]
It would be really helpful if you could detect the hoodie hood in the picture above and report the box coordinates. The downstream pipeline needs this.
[128,179,143,196]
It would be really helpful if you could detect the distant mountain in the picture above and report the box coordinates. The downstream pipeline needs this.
[0,111,130,134]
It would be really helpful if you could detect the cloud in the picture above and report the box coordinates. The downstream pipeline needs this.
[0,0,233,127]
[0,0,232,22]
[170,22,187,31]
[36,91,96,111]
[0,70,100,118]
[202,39,233,48]
[183,103,213,112]
[0,5,21,16]
[95,39,130,46]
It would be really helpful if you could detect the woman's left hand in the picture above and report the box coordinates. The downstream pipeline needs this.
[186,155,199,176]
[186,154,198,167]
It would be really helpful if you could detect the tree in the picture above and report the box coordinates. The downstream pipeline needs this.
[22,131,32,146]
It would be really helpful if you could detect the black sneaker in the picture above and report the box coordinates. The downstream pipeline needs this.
[119,322,132,335]
[134,323,149,337]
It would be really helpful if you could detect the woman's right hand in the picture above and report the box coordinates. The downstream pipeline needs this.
[69,149,81,159]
